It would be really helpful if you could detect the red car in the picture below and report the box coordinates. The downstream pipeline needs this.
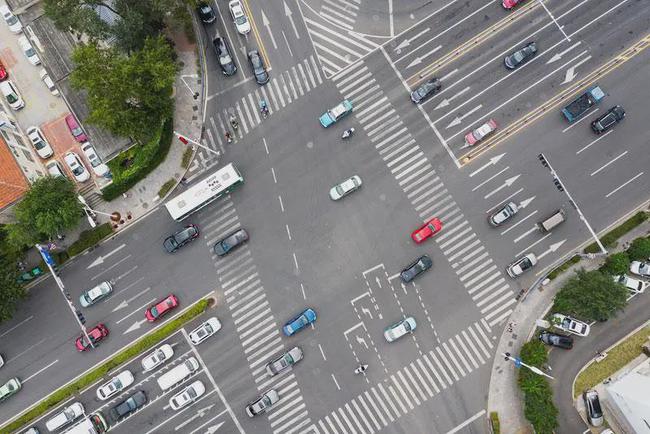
[65,114,88,143]
[411,217,443,243]
[464,119,498,146]
[502,0,525,9]
[0,60,7,81]
[75,323,109,351]
[145,294,179,322]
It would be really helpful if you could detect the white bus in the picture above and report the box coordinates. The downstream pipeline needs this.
[165,163,243,221]
[63,413,108,434]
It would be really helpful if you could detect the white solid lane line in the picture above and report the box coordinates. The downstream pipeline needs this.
[24,359,58,383]
[0,315,34,339]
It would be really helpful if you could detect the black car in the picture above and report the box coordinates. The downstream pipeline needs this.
[591,105,625,134]
[214,228,249,256]
[410,78,441,104]
[400,255,433,283]
[197,2,216,24]
[110,390,147,420]
[213,37,237,76]
[539,331,573,349]
[248,50,269,85]
[504,42,537,69]
[163,224,199,253]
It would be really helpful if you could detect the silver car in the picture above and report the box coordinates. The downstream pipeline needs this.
[265,347,303,376]
[63,152,90,182]
[506,253,537,278]
[329,175,362,200]
[79,281,113,307]
[384,317,417,342]
[189,317,221,345]
[489,201,518,226]
[170,380,205,410]
[246,389,279,417]
[583,389,603,426]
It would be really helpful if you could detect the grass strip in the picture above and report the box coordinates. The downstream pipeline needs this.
[181,147,193,169]
[489,412,500,434]
[584,211,648,253]
[158,179,177,198]
[547,255,581,280]
[3,299,208,433]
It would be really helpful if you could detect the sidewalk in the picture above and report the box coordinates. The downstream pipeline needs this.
[487,207,650,434]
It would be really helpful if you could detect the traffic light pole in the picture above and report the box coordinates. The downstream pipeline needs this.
[537,153,607,256]
[504,352,554,380]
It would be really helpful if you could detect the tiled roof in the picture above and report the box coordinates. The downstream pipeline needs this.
[0,137,29,210]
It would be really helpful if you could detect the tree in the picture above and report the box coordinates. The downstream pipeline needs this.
[600,252,630,275]
[0,260,27,322]
[552,269,628,322]
[43,0,113,41]
[7,177,83,248]
[626,237,650,261]
[70,36,176,142]
[518,340,558,434]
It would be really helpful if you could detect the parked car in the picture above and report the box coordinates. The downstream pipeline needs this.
[0,60,7,81]
[319,100,353,127]
[0,3,22,33]
[170,380,205,410]
[39,68,59,96]
[164,224,199,253]
[81,143,110,177]
[18,35,40,65]
[506,253,537,278]
[145,294,179,322]
[282,308,316,336]
[0,378,20,401]
[0,80,24,110]
[400,255,432,283]
[45,160,66,178]
[630,261,650,277]
[613,274,647,293]
[504,42,537,69]
[229,0,250,34]
[246,389,279,417]
[79,281,113,307]
[502,0,525,9]
[552,313,590,336]
[583,389,604,426]
[141,344,174,371]
[110,390,147,420]
[248,50,269,85]
[465,119,498,146]
[97,370,134,400]
[410,77,441,103]
[26,126,53,159]
[65,114,88,142]
[197,2,215,23]
[411,217,442,243]
[64,151,90,182]
[189,317,221,345]
[75,323,109,351]
[329,175,362,200]
[213,228,248,256]
[213,37,237,76]
[538,331,573,349]
[591,105,625,134]
[384,317,417,342]
[266,347,303,376]
[489,201,518,226]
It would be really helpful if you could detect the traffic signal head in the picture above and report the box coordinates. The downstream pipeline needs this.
[553,178,564,192]
[75,310,86,325]
[538,153,549,168]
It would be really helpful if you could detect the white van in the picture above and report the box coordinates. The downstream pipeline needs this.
[45,401,84,432]
[157,357,199,391]
[537,209,566,233]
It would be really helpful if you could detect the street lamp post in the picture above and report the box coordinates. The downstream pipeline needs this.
[173,130,220,156]
[77,195,119,228]
[503,352,554,380]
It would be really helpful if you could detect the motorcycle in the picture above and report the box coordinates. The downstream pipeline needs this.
[342,128,355,139]
[230,117,239,131]
[260,100,269,119]
[354,364,368,375]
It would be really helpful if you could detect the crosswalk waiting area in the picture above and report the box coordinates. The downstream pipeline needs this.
[194,197,311,434]
[331,59,516,328]
[302,320,494,434]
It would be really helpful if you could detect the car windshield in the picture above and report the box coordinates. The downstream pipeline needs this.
[33,139,46,150]
[72,126,82,135]
[150,307,159,317]
[403,321,412,332]
[6,15,18,26]
[220,54,232,65]
[6,93,17,104]
[520,258,532,269]
[330,104,347,119]
[25,48,36,57]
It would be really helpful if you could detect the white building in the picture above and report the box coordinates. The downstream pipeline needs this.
[605,357,650,434]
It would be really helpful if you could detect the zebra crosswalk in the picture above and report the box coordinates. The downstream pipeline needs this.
[302,320,495,434]
[194,197,310,434]
[332,60,516,328]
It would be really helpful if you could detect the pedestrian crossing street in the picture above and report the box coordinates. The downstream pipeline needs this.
[301,2,379,78]
[194,196,311,434]
[301,320,495,434]
[332,60,516,328]
[188,55,325,180]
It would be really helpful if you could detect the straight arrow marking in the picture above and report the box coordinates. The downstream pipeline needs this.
[546,41,581,64]
[261,10,277,49]
[283,1,300,39]
[469,153,506,177]
[87,244,126,269]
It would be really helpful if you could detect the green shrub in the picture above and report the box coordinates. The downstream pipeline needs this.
[584,211,648,253]
[181,147,193,169]
[489,412,500,434]
[547,255,581,280]
[600,252,631,275]
[158,179,177,198]
[626,236,650,261]
[67,223,113,257]
[102,118,173,201]
[3,299,208,433]
[517,340,558,434]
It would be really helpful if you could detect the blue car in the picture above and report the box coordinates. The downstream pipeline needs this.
[319,100,353,128]
[282,308,317,336]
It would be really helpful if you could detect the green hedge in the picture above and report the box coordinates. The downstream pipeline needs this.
[489,412,500,434]
[584,211,648,253]
[67,223,114,257]
[517,340,558,434]
[547,255,581,280]
[181,147,193,169]
[102,118,173,201]
[158,179,177,198]
[4,299,209,433]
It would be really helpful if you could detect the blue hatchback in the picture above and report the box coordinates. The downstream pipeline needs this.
[319,100,353,127]
[282,308,317,336]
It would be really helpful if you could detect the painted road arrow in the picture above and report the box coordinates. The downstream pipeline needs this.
[447,104,483,129]
[206,422,225,433]
[406,45,442,69]
[394,28,429,52]
[469,153,506,177]
[174,405,215,431]
[435,86,471,110]
[537,240,567,259]
[261,10,277,49]
[112,287,151,313]
[518,196,536,209]
[484,175,520,199]
[283,1,299,39]
[124,319,147,335]
[87,244,126,269]
[546,41,581,64]
[562,55,591,84]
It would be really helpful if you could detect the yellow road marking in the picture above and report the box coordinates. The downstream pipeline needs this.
[241,0,271,69]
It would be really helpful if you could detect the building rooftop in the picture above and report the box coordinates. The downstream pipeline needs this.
[0,137,29,210]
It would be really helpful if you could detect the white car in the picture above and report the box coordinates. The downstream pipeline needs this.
[613,274,647,294]
[384,317,417,342]
[96,370,134,400]
[629,261,650,278]
[189,317,221,345]
[329,175,362,200]
[79,281,113,307]
[169,380,205,410]
[45,160,66,178]
[26,126,53,159]
[39,68,59,96]
[0,3,22,33]
[81,143,110,177]
[18,35,40,66]
[552,313,590,336]
[0,81,24,110]
[142,344,174,371]
[488,201,518,226]
[229,0,250,34]
[246,389,279,417]
[63,152,90,182]
[506,253,537,278]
